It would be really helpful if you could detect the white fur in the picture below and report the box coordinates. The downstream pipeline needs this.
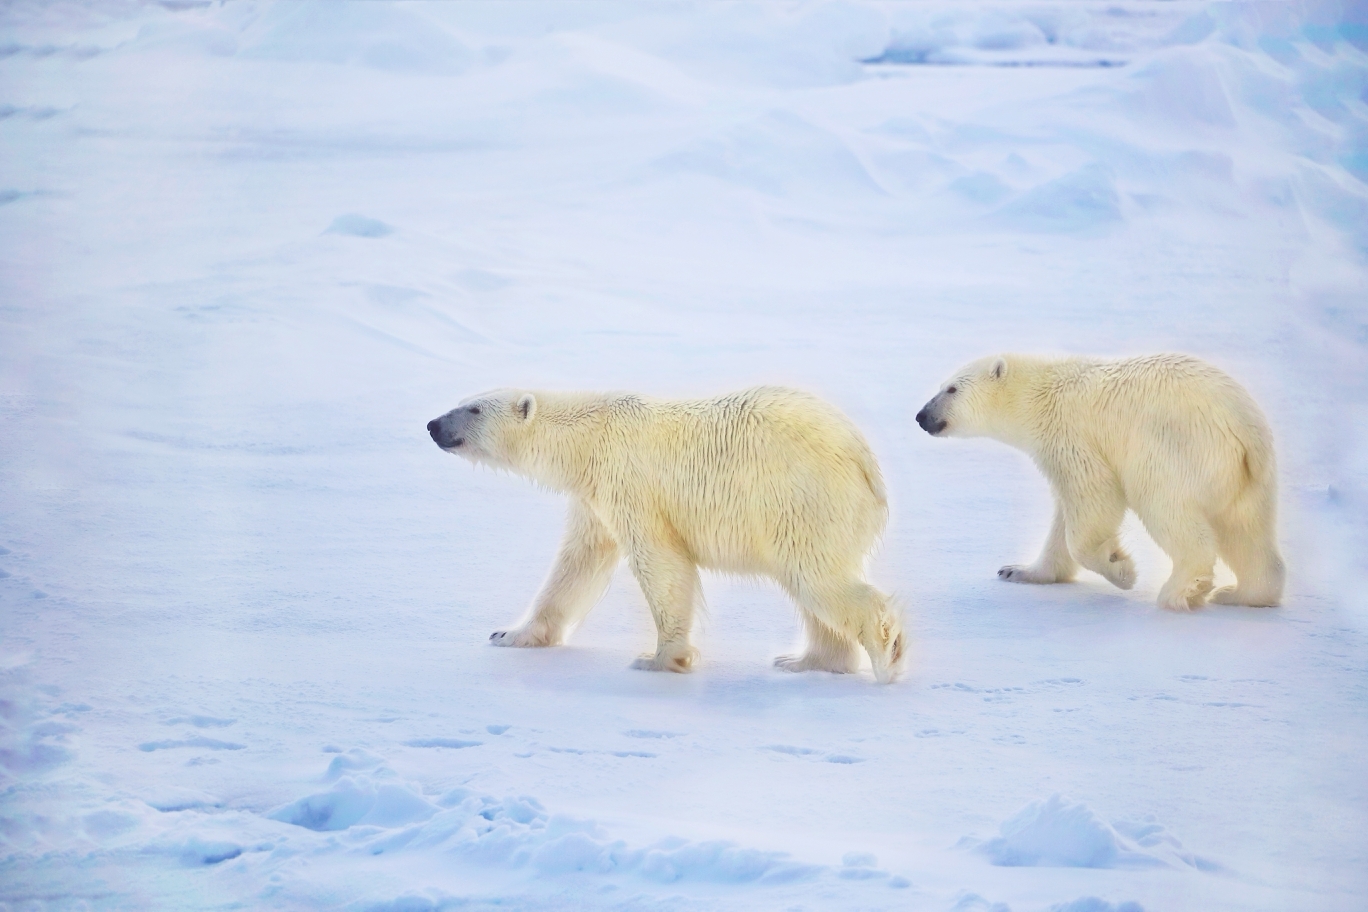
[917,354,1284,611]
[430,386,905,682]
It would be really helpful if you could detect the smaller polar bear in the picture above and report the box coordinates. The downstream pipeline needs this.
[916,354,1284,611]
[427,386,905,682]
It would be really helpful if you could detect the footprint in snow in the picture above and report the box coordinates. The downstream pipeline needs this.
[165,715,235,728]
[764,745,865,763]
[546,746,656,758]
[139,736,244,752]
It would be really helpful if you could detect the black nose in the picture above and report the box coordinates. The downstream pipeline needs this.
[915,408,928,430]
[427,418,441,441]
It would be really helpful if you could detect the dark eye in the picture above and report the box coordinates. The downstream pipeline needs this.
[946,385,958,395]
[469,406,481,415]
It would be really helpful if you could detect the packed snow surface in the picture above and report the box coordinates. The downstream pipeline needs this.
[2,1,1366,910]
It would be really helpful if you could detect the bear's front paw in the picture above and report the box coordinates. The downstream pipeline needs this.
[998,564,1058,584]
[995,563,1028,585]
[489,624,556,648]
[1104,551,1136,590]
[773,652,859,674]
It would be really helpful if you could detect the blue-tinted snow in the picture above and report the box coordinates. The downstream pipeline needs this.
[0,1,1365,910]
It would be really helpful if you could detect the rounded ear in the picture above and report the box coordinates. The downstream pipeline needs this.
[992,357,1007,380]
[517,393,536,422]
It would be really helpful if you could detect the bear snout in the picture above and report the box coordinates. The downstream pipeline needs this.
[427,417,465,449]
[915,406,947,436]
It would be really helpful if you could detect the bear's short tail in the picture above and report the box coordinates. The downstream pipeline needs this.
[1234,419,1277,495]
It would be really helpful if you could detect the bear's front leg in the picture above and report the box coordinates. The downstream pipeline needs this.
[625,541,701,673]
[490,501,619,648]
[1060,479,1136,591]
[998,504,1079,584]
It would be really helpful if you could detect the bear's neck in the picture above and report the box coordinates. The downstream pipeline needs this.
[985,358,1060,457]
[505,400,602,494]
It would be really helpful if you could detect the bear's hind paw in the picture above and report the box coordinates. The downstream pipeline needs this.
[1210,585,1278,607]
[1158,577,1213,611]
[630,648,697,673]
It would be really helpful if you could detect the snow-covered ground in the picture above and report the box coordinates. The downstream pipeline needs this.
[2,2,1366,909]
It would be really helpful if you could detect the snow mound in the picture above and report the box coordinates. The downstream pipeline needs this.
[972,795,1216,870]
[993,164,1121,233]
[257,761,906,891]
[653,110,882,198]
[238,1,472,75]
[951,892,1010,912]
[1049,899,1145,912]
[270,775,439,831]
[326,214,394,238]
[866,4,1197,68]
[176,837,243,866]
[0,691,73,779]
[142,786,223,813]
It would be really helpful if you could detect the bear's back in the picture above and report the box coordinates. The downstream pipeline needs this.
[596,387,886,574]
[1066,355,1274,492]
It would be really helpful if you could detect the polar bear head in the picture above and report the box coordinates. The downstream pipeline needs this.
[916,355,1011,438]
[427,389,538,469]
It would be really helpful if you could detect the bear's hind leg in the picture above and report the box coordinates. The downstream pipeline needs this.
[491,501,619,648]
[774,611,862,674]
[1142,510,1218,611]
[1210,512,1284,607]
[999,504,1080,584]
[626,541,701,673]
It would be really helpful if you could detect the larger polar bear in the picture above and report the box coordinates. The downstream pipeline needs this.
[916,353,1284,611]
[427,386,905,682]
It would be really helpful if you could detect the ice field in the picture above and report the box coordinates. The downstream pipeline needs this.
[1,1,1366,909]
